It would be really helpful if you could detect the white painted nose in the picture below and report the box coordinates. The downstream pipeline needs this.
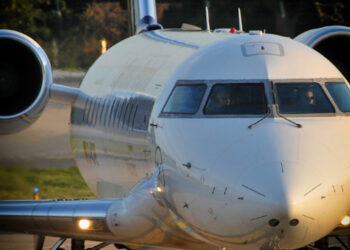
[252,160,346,249]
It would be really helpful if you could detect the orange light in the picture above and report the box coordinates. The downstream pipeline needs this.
[101,39,107,54]
[341,215,350,226]
[78,219,91,230]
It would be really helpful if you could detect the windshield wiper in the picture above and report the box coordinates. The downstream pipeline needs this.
[276,105,302,128]
[248,105,302,129]
[272,84,302,128]
[248,108,272,129]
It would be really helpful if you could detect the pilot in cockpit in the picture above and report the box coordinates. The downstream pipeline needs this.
[306,89,315,105]
[218,92,232,107]
[208,90,233,113]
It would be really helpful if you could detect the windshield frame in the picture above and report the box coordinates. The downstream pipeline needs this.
[160,82,207,116]
[159,79,272,118]
[203,82,269,116]
[326,81,350,113]
[159,78,348,119]
[272,78,340,117]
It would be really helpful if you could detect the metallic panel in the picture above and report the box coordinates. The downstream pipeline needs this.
[0,200,114,240]
[71,90,155,197]
[129,0,162,34]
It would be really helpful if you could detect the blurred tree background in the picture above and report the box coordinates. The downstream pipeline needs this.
[0,0,349,70]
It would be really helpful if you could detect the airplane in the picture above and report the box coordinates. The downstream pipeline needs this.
[1,0,350,249]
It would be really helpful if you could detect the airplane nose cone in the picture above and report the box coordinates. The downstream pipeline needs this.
[205,154,350,250]
[161,160,348,250]
[248,159,348,249]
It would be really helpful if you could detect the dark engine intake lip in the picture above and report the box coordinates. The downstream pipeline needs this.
[0,30,52,118]
[0,30,52,134]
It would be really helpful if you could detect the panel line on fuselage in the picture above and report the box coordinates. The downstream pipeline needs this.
[143,30,200,49]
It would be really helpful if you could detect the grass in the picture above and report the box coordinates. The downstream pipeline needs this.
[0,166,96,200]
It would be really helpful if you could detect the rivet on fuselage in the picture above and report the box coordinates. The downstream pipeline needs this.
[289,219,299,226]
[269,219,280,227]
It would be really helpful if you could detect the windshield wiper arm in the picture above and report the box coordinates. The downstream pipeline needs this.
[248,108,272,129]
[276,112,302,128]
[275,105,302,128]
[248,105,302,129]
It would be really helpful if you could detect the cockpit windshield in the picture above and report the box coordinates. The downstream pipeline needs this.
[162,84,206,114]
[326,82,350,112]
[204,83,268,115]
[275,83,334,114]
[160,80,346,118]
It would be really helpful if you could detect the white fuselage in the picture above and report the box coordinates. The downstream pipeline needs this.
[71,30,350,249]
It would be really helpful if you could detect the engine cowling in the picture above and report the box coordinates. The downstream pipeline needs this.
[295,25,350,82]
[0,30,52,134]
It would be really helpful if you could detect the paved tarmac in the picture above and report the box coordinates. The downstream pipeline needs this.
[0,70,85,168]
[0,233,117,250]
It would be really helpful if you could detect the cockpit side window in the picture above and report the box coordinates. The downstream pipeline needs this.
[326,82,350,112]
[162,84,206,114]
[204,83,268,115]
[275,83,334,114]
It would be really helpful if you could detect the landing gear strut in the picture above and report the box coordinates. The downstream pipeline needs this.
[34,235,113,250]
[71,239,84,250]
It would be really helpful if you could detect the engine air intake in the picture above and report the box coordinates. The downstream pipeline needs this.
[0,39,43,116]
[0,30,52,134]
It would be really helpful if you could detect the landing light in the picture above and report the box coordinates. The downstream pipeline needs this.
[78,219,91,230]
[341,215,350,226]
[156,186,163,192]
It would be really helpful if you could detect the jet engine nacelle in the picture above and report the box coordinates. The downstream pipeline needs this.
[295,25,350,81]
[0,30,52,134]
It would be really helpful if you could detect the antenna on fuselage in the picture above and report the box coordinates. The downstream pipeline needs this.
[238,8,243,32]
[205,0,211,32]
